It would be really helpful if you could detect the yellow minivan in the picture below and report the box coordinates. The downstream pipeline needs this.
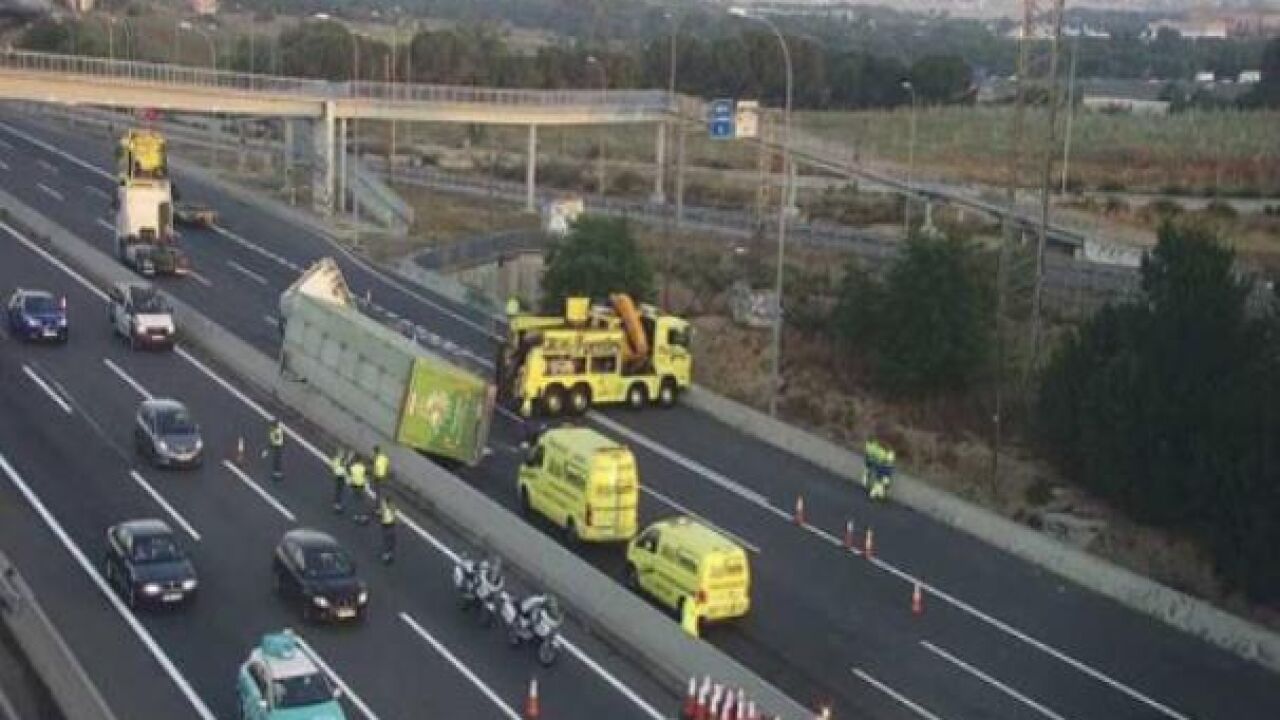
[625,517,751,634]
[517,427,639,543]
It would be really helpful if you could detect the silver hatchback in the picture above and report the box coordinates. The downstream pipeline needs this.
[134,399,203,469]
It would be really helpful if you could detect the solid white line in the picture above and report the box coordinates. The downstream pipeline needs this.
[0,220,107,301]
[96,218,114,233]
[36,159,58,174]
[641,485,760,554]
[226,259,269,286]
[128,471,201,542]
[210,225,301,272]
[85,185,109,200]
[0,159,9,171]
[36,183,63,202]
[263,314,279,327]
[852,668,946,720]
[398,613,522,720]
[0,453,216,720]
[560,637,666,720]
[0,120,113,179]
[188,270,214,288]
[103,357,153,399]
[292,634,381,720]
[921,641,1069,720]
[21,365,72,414]
[221,459,296,522]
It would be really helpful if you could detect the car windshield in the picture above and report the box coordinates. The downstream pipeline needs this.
[302,548,353,579]
[23,295,58,314]
[273,671,333,709]
[132,534,182,563]
[131,288,169,313]
[156,408,196,435]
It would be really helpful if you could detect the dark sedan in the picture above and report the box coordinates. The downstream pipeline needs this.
[103,519,198,608]
[7,288,68,343]
[134,399,203,469]
[272,529,368,622]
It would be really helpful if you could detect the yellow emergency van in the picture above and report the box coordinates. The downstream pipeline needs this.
[625,517,751,634]
[517,428,639,543]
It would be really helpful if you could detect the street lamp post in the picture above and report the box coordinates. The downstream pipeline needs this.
[179,22,218,165]
[730,7,793,417]
[662,10,680,308]
[901,80,918,239]
[587,55,608,202]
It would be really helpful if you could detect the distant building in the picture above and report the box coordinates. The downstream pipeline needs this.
[1144,19,1229,40]
[1079,79,1170,116]
[189,0,217,15]
[1238,70,1261,85]
[66,0,95,11]
[1195,71,1216,84]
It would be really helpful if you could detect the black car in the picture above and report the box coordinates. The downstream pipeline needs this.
[272,529,368,622]
[134,399,203,469]
[103,519,198,608]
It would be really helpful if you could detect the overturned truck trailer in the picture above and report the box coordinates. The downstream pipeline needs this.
[279,258,495,466]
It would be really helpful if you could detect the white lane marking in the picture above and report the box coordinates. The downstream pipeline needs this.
[560,637,666,720]
[96,218,114,233]
[921,641,1069,720]
[0,120,113,179]
[0,220,107,302]
[226,259,269,286]
[853,668,945,720]
[221,459,296,522]
[263,314,279,327]
[103,357,153,399]
[0,453,217,720]
[36,183,64,202]
[873,556,1190,720]
[0,159,9,171]
[641,485,760,554]
[590,413,769,506]
[399,613,521,720]
[21,365,72,414]
[86,185,109,200]
[128,470,201,542]
[292,634,381,720]
[188,270,214,288]
[36,159,58,174]
[210,225,301,273]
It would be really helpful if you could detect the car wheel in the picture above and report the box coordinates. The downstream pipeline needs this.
[507,626,522,648]
[626,384,647,410]
[658,379,678,408]
[541,386,565,417]
[568,384,591,415]
[624,563,639,590]
[537,638,559,667]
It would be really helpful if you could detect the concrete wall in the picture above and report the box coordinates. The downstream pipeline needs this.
[451,251,544,309]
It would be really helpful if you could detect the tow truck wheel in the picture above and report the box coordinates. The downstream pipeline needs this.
[626,384,647,410]
[658,379,678,408]
[542,387,565,417]
[569,384,591,415]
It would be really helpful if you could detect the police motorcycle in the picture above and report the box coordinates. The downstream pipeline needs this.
[498,592,563,666]
[453,555,506,627]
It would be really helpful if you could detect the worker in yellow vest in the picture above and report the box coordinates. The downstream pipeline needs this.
[506,296,521,317]
[347,455,369,524]
[330,447,349,514]
[372,445,390,505]
[379,498,397,564]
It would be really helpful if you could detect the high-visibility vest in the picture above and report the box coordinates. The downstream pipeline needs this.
[379,503,396,526]
[506,297,520,316]
[348,461,367,488]
[330,452,347,478]
[269,425,284,447]
[373,452,389,481]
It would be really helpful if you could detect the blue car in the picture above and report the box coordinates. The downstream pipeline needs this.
[237,631,346,720]
[7,289,68,343]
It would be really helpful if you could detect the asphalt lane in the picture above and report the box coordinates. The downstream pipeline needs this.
[0,217,671,719]
[2,108,1278,719]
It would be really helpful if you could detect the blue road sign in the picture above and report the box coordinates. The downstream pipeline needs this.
[708,98,735,140]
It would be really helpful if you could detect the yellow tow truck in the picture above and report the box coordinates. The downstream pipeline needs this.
[498,294,692,416]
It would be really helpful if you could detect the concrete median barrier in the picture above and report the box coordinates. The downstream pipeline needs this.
[683,386,1280,674]
[0,190,813,718]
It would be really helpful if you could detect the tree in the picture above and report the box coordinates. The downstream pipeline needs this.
[1037,222,1280,601]
[540,216,654,312]
[909,54,973,104]
[833,234,992,396]
[1245,35,1280,108]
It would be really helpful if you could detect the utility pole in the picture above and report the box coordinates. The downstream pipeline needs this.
[1060,34,1079,195]
[1028,0,1066,384]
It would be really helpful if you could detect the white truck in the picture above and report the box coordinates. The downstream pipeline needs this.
[113,129,191,277]
[107,282,176,350]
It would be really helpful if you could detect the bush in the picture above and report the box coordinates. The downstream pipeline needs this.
[540,215,654,312]
[1204,199,1238,220]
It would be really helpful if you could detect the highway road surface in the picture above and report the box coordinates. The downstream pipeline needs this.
[0,107,1278,720]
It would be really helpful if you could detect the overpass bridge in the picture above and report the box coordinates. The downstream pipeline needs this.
[0,49,1103,256]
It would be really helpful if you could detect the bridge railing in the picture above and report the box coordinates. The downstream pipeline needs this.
[0,50,676,114]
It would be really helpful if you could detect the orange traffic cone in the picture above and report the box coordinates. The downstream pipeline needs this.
[843,519,855,550]
[911,582,924,616]
[694,678,709,720]
[794,495,805,525]
[864,527,875,558]
[524,678,540,719]
[683,677,697,719]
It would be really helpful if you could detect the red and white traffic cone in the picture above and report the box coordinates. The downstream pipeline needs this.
[695,677,711,720]
[708,685,723,719]
[794,495,806,525]
[843,519,855,550]
[736,689,747,719]
[524,678,540,719]
[683,677,698,719]
[719,690,735,720]
[746,701,758,720]
[864,527,875,558]
[912,582,924,616]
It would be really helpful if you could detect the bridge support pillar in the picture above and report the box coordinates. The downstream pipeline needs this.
[525,124,537,213]
[337,118,348,215]
[282,119,295,204]
[312,101,336,216]
[652,122,666,205]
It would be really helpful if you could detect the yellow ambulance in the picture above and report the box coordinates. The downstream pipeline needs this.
[517,427,639,543]
[625,517,751,635]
